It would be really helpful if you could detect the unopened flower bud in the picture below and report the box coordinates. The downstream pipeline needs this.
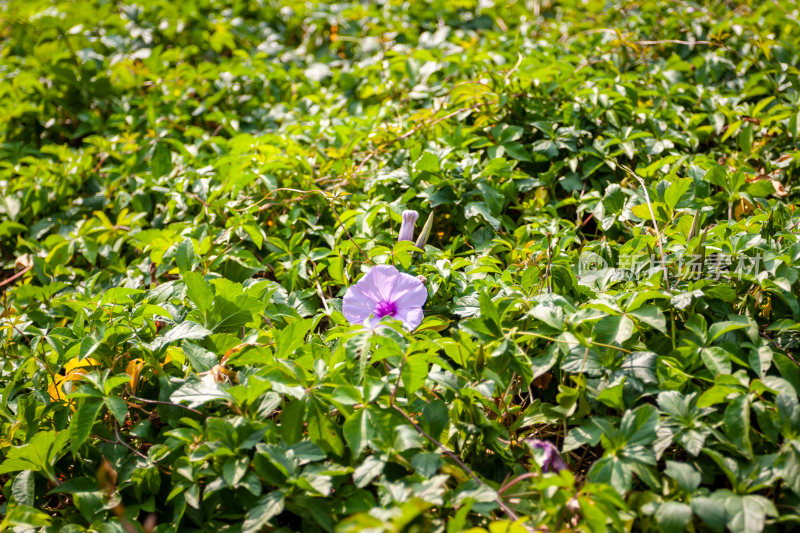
[414,210,434,249]
[398,210,419,242]
[526,439,568,473]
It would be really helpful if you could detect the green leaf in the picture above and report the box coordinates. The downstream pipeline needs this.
[183,341,217,373]
[414,151,440,174]
[603,184,625,213]
[73,335,102,362]
[655,501,692,533]
[748,345,772,377]
[402,354,427,396]
[704,164,728,188]
[149,321,212,352]
[241,223,264,249]
[723,395,752,458]
[620,404,659,446]
[2,503,52,528]
[701,347,732,375]
[332,386,362,406]
[664,178,692,211]
[478,290,501,329]
[130,465,161,503]
[631,202,667,223]
[561,340,604,375]
[627,305,667,333]
[170,379,233,408]
[343,408,375,457]
[421,400,449,440]
[464,202,501,230]
[588,456,631,495]
[618,351,657,384]
[774,352,800,393]
[777,393,800,435]
[665,461,701,492]
[100,288,143,306]
[0,431,69,482]
[242,491,285,533]
[393,240,420,270]
[738,123,753,153]
[597,379,626,411]
[529,344,558,380]
[353,455,385,488]
[223,456,249,487]
[725,494,777,533]
[697,384,742,408]
[503,141,532,162]
[11,471,35,506]
[307,397,344,458]
[593,315,634,345]
[744,179,776,197]
[103,375,132,395]
[563,418,611,453]
[281,399,306,445]
[70,398,104,454]
[779,442,800,494]
[104,396,128,424]
[275,319,314,359]
[532,139,559,158]
[183,271,213,317]
[411,452,442,477]
[692,493,729,533]
[708,321,748,342]
[176,238,195,273]
[151,142,172,178]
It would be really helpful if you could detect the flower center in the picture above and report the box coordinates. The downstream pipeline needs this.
[374,300,397,318]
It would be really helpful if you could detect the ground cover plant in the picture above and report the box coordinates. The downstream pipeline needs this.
[1,0,800,531]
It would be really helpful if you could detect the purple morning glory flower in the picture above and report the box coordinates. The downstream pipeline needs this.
[398,210,419,242]
[342,265,427,331]
[527,439,568,473]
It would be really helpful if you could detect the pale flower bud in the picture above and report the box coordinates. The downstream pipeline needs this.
[398,210,418,242]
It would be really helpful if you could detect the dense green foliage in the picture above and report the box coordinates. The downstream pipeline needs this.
[2,0,800,531]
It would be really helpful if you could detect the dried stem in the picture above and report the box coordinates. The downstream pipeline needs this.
[618,163,671,291]
[240,187,372,265]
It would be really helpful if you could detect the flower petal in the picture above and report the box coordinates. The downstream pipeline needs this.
[342,284,378,324]
[393,279,427,310]
[395,306,424,331]
[343,265,427,330]
[386,271,427,308]
[360,264,401,303]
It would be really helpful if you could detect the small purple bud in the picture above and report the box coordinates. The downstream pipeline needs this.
[527,439,568,473]
[398,210,419,242]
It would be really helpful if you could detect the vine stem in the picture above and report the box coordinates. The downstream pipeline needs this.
[389,404,533,531]
[128,395,204,415]
[388,352,408,407]
[498,472,539,495]
[513,329,633,354]
[0,264,32,289]
[348,92,532,180]
[238,187,373,265]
